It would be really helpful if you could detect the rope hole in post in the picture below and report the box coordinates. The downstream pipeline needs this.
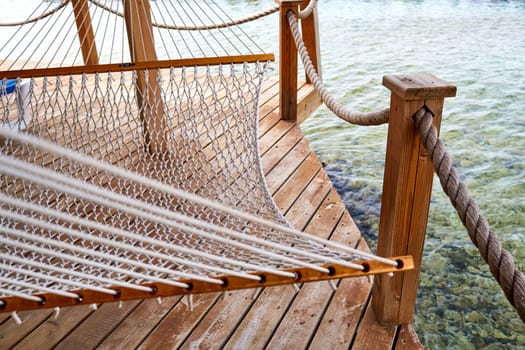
[148,286,158,295]
[361,263,371,273]
[185,283,193,292]
[0,300,6,310]
[396,259,405,270]
[257,274,267,284]
[76,294,84,303]
[293,271,302,281]
[220,278,229,288]
[326,266,336,276]
[39,296,46,306]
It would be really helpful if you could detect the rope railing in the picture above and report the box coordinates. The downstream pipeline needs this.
[88,0,279,31]
[414,107,525,322]
[0,0,70,27]
[287,10,390,126]
[286,4,525,322]
[299,0,318,19]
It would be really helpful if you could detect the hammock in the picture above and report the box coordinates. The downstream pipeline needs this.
[0,0,410,314]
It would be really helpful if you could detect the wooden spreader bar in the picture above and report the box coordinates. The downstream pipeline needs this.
[0,54,275,79]
[0,255,413,313]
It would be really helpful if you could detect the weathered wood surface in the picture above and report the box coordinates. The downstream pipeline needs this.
[373,73,456,325]
[0,78,422,349]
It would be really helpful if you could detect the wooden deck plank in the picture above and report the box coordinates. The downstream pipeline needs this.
[394,325,423,350]
[351,299,397,350]
[53,301,140,349]
[230,188,342,350]
[137,293,223,349]
[96,297,182,350]
[13,305,94,350]
[309,238,373,350]
[263,189,355,349]
[0,309,53,349]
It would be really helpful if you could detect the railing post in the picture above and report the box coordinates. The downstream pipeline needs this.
[123,0,167,154]
[372,74,456,325]
[278,0,302,121]
[71,0,99,65]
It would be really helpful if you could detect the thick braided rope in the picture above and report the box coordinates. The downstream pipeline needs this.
[88,0,278,31]
[299,0,318,19]
[0,0,70,27]
[287,10,389,126]
[414,107,525,322]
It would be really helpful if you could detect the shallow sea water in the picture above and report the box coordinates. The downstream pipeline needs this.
[1,0,524,348]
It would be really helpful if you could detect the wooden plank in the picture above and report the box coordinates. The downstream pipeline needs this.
[96,297,182,349]
[137,293,222,349]
[224,170,335,349]
[175,290,258,349]
[264,137,312,193]
[296,83,322,124]
[13,304,94,349]
[53,301,139,349]
[309,238,373,349]
[394,324,424,350]
[0,309,53,349]
[259,120,296,156]
[351,300,397,350]
[262,189,346,349]
[71,0,99,65]
[272,152,321,212]
[176,149,332,348]
[260,124,304,172]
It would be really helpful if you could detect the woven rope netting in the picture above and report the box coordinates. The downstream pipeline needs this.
[0,1,404,312]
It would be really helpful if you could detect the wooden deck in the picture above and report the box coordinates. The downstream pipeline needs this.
[0,78,422,349]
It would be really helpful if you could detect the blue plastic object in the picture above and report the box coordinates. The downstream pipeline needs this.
[0,79,17,95]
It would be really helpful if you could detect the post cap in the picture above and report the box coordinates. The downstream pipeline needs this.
[383,73,457,100]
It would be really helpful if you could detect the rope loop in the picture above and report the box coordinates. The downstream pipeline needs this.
[0,0,70,27]
[286,10,389,126]
[299,0,318,19]
[414,107,525,323]
[88,0,278,31]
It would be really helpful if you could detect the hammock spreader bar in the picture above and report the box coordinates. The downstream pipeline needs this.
[0,54,275,79]
[0,256,413,313]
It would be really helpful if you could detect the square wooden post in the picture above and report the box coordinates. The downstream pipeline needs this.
[372,74,456,325]
[278,0,302,121]
[71,0,99,65]
[123,0,167,154]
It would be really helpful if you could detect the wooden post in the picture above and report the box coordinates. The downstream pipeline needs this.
[71,0,99,65]
[123,0,167,154]
[278,0,302,121]
[300,0,321,82]
[372,74,456,325]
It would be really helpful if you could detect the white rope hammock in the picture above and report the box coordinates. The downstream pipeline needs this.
[0,0,410,315]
